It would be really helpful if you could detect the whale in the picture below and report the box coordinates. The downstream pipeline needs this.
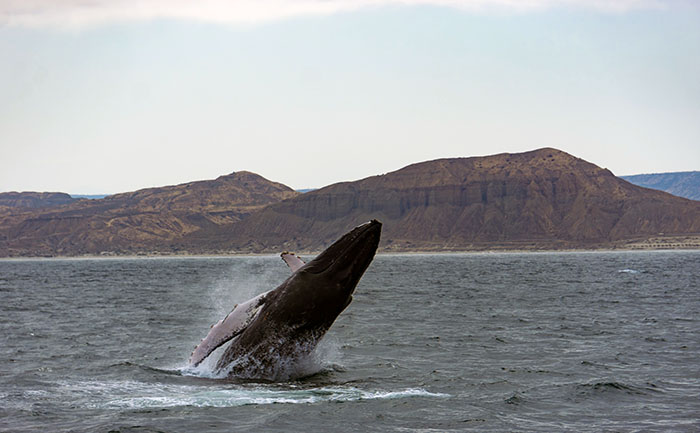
[189,220,382,380]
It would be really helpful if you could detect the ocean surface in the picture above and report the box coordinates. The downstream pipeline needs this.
[1,251,699,432]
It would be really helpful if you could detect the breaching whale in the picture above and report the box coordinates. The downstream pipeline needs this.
[189,220,382,380]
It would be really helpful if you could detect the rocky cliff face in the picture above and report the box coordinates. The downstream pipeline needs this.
[0,172,299,256]
[189,148,700,252]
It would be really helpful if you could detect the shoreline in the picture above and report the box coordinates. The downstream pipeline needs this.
[2,244,698,260]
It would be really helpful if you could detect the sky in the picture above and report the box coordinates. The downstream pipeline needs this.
[1,0,699,194]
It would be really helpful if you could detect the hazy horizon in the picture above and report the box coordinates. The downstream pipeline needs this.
[2,1,699,194]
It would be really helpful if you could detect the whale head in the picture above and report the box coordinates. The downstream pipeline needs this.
[268,220,382,329]
[299,219,382,294]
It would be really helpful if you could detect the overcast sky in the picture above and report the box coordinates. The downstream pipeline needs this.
[2,0,699,194]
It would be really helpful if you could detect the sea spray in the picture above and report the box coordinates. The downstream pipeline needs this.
[209,256,287,320]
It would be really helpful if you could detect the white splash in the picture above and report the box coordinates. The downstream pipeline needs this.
[209,257,283,320]
[54,379,448,409]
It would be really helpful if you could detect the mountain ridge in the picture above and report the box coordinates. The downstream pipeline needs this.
[1,149,699,256]
[0,171,299,256]
[182,148,700,253]
[622,171,700,201]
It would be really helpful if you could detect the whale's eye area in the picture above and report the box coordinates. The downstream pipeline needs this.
[301,256,337,274]
[299,220,381,276]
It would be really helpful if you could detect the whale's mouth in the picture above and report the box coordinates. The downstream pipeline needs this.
[302,220,382,276]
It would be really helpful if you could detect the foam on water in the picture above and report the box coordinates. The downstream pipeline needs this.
[52,379,447,410]
[618,269,640,274]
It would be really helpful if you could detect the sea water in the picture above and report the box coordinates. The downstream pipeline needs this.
[1,251,698,432]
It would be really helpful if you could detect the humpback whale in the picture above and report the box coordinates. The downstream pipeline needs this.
[189,220,382,380]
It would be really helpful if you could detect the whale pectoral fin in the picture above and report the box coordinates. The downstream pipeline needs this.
[281,252,306,272]
[189,290,270,367]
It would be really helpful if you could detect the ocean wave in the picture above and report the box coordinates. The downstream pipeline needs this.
[574,381,660,397]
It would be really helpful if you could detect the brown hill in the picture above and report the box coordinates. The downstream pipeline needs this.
[0,171,299,256]
[0,192,76,209]
[2,149,698,256]
[187,148,700,252]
